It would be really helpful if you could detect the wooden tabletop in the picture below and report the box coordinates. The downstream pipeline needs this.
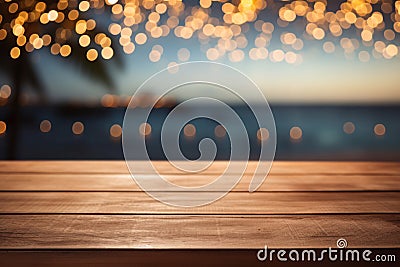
[0,161,399,266]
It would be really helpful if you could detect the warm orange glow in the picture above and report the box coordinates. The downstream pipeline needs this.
[86,49,98,61]
[257,128,269,141]
[177,48,190,62]
[110,124,122,138]
[139,122,152,136]
[343,122,355,134]
[101,94,117,107]
[214,125,226,138]
[135,33,147,45]
[374,124,386,136]
[60,45,71,57]
[290,127,302,141]
[40,120,52,133]
[10,47,20,59]
[0,121,6,135]
[72,122,84,135]
[101,47,114,59]
[0,0,398,66]
[79,35,90,47]
[183,124,196,137]
[0,85,12,99]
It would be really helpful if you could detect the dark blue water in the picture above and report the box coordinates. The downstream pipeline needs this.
[0,105,399,160]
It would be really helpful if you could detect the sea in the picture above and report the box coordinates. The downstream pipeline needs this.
[0,105,399,161]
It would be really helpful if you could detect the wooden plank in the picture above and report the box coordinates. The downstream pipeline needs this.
[0,161,399,175]
[0,192,398,214]
[0,173,398,192]
[0,215,399,248]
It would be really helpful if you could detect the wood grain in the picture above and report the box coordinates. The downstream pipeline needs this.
[0,173,398,192]
[0,161,399,175]
[0,160,399,256]
[0,214,399,249]
[0,192,398,214]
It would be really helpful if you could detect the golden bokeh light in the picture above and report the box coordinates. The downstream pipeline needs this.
[0,85,11,99]
[290,126,302,141]
[323,41,335,54]
[40,120,52,133]
[10,47,20,59]
[257,128,269,141]
[123,42,135,54]
[101,94,117,107]
[75,20,87,34]
[109,23,121,35]
[149,50,161,62]
[101,47,114,59]
[48,10,58,21]
[79,35,90,47]
[0,0,399,64]
[384,44,399,59]
[177,48,190,62]
[79,1,90,12]
[358,51,370,62]
[110,124,122,138]
[135,33,147,45]
[106,0,118,5]
[270,49,284,62]
[72,122,84,135]
[374,124,386,136]
[139,122,152,136]
[312,28,325,40]
[361,30,373,42]
[156,3,167,14]
[0,121,6,135]
[167,61,179,74]
[343,122,355,134]
[51,43,61,55]
[214,125,226,138]
[86,49,98,61]
[183,124,196,138]
[206,48,219,61]
[60,45,71,57]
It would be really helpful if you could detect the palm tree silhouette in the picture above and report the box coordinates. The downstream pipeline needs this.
[0,1,123,159]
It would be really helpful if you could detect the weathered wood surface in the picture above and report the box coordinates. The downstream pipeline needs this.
[0,161,399,266]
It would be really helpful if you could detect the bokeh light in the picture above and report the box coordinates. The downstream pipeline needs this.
[72,122,84,135]
[374,123,386,136]
[139,122,152,137]
[110,124,122,138]
[290,126,303,141]
[40,120,52,133]
[0,121,6,135]
[343,122,355,134]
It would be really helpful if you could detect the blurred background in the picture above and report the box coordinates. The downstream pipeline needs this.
[0,0,399,160]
